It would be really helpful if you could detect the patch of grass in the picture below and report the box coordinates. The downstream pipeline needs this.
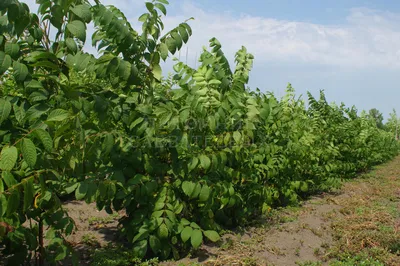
[295,261,322,266]
[219,237,234,251]
[320,242,330,249]
[241,257,258,266]
[329,252,385,266]
[313,247,321,256]
[90,244,159,266]
[266,245,285,256]
[295,247,301,256]
[81,233,100,247]
[326,157,400,265]
[88,213,120,226]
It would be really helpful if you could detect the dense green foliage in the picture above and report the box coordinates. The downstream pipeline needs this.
[367,108,384,129]
[0,0,398,265]
[384,109,399,140]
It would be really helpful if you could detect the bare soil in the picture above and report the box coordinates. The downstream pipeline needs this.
[162,195,344,266]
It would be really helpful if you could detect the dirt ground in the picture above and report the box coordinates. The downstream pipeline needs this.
[161,195,344,266]
[62,156,400,265]
[62,201,123,264]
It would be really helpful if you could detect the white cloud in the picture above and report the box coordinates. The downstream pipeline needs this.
[19,1,400,70]
[159,2,400,70]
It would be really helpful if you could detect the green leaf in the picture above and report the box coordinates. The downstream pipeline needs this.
[31,60,59,70]
[199,185,210,202]
[145,2,154,12]
[149,235,161,253]
[47,109,69,122]
[21,138,37,168]
[25,103,49,123]
[2,171,17,188]
[178,25,189,43]
[26,80,44,90]
[138,13,149,23]
[181,22,192,36]
[199,154,211,170]
[85,182,97,203]
[189,183,201,199]
[181,218,190,226]
[190,229,203,249]
[0,146,18,171]
[165,37,176,54]
[0,99,12,126]
[0,52,12,74]
[102,134,114,154]
[233,131,241,144]
[107,57,119,74]
[66,20,86,42]
[55,244,67,261]
[64,183,78,195]
[224,132,231,146]
[29,51,59,62]
[158,223,169,239]
[70,4,92,23]
[228,186,234,196]
[0,194,6,217]
[13,61,29,82]
[130,117,144,129]
[23,178,34,211]
[107,182,116,199]
[117,60,131,80]
[190,222,201,229]
[159,43,169,61]
[171,31,182,50]
[4,42,20,59]
[13,102,26,124]
[133,240,148,258]
[300,182,308,192]
[209,79,221,85]
[132,227,149,243]
[65,38,78,53]
[188,157,199,172]
[182,181,195,197]
[180,226,192,243]
[6,189,19,216]
[155,3,166,15]
[34,129,53,152]
[75,182,88,200]
[152,64,162,81]
[208,116,216,131]
[15,13,30,36]
[204,230,220,242]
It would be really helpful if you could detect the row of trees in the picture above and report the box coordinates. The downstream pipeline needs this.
[0,0,399,265]
[365,108,399,139]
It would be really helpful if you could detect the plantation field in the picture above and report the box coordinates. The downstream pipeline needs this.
[0,0,399,265]
[58,156,400,266]
[32,155,399,265]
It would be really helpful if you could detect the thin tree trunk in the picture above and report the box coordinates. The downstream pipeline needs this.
[38,218,44,266]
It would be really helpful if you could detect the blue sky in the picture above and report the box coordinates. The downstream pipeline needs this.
[174,0,400,24]
[24,0,400,119]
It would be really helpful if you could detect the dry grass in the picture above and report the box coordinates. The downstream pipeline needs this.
[326,157,400,265]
